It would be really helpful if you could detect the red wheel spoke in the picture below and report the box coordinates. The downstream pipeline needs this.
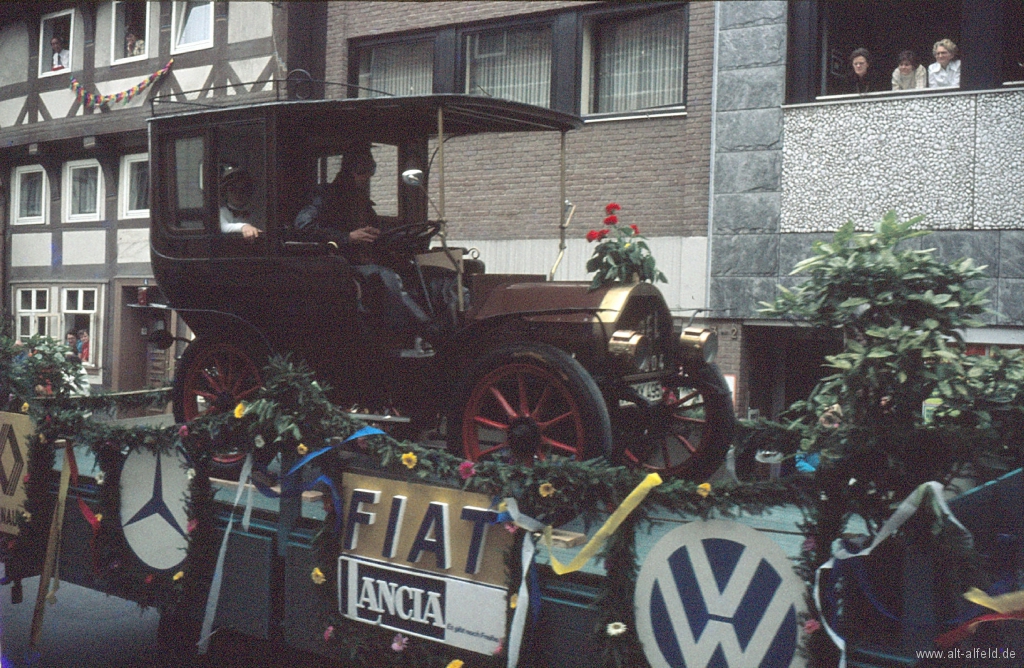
[672,415,704,425]
[477,442,508,458]
[193,390,218,402]
[488,386,519,419]
[530,384,552,419]
[536,410,573,431]
[201,369,227,394]
[473,415,509,431]
[673,433,698,454]
[236,385,261,401]
[541,435,577,455]
[517,373,530,416]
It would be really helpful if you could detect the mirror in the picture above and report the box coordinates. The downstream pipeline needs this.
[401,169,424,188]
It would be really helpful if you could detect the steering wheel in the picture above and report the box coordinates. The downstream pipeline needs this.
[374,222,441,255]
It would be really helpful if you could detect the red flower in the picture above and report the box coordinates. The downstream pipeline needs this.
[586,229,601,242]
[597,228,610,240]
[605,202,622,214]
[144,574,154,584]
[603,215,619,225]
[630,224,640,235]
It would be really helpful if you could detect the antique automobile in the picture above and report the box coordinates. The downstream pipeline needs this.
[149,94,733,480]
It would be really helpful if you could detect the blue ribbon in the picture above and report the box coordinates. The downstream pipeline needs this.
[251,426,386,532]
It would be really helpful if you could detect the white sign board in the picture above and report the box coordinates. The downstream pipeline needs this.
[635,520,806,668]
[120,448,191,571]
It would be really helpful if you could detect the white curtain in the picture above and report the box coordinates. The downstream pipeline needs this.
[467,27,552,107]
[19,172,43,218]
[359,41,433,98]
[71,167,98,215]
[178,1,211,47]
[595,9,687,113]
[130,162,149,211]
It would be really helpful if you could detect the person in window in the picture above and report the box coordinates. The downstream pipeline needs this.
[929,39,960,88]
[294,148,438,353]
[50,36,70,70]
[219,167,261,240]
[845,48,879,94]
[77,329,90,363]
[65,331,81,361]
[892,50,927,91]
[126,32,145,57]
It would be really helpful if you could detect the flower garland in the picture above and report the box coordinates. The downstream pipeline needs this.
[70,58,173,109]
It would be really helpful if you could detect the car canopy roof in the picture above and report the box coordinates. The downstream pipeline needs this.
[149,94,583,143]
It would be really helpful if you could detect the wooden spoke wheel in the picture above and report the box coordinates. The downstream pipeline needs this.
[173,339,264,471]
[450,343,612,464]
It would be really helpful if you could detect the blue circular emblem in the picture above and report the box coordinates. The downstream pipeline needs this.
[634,521,806,668]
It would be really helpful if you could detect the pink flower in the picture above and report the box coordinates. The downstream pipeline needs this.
[458,461,476,480]
[144,574,154,584]
[629,224,640,235]
[804,619,822,634]
[603,215,619,225]
[323,625,335,641]
[493,640,504,656]
[504,522,518,534]
[605,202,622,214]
[801,537,817,553]
[187,518,198,534]
[178,424,189,438]
[391,633,408,652]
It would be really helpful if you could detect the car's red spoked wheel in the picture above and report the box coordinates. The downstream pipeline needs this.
[174,340,263,468]
[621,363,734,480]
[450,343,612,464]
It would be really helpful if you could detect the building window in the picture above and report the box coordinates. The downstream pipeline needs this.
[63,159,105,223]
[16,288,53,341]
[465,25,552,107]
[39,9,74,77]
[112,1,150,63]
[357,40,434,98]
[62,288,100,366]
[12,165,48,225]
[172,1,213,54]
[585,7,688,115]
[120,153,149,218]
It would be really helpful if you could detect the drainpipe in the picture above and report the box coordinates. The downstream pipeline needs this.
[704,1,721,313]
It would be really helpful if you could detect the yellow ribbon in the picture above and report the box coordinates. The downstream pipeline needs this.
[543,472,662,575]
[963,587,1024,615]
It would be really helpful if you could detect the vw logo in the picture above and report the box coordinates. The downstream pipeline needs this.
[120,448,191,571]
[634,521,806,668]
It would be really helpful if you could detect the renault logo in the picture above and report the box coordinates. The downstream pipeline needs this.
[634,521,806,668]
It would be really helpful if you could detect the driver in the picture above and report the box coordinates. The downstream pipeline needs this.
[295,148,438,352]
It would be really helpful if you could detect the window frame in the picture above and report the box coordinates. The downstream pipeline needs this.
[12,165,49,225]
[61,286,102,369]
[581,4,690,119]
[462,21,556,108]
[119,153,150,219]
[62,159,105,223]
[111,1,152,65]
[15,287,54,342]
[171,0,214,55]
[39,9,75,78]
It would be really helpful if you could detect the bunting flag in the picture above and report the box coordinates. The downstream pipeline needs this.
[70,58,173,109]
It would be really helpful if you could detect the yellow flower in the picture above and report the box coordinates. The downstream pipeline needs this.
[20,402,29,413]
[509,593,518,609]
[538,482,555,498]
[446,661,465,668]
[311,567,326,585]
[233,402,245,419]
[606,621,628,636]
[401,452,418,469]
[21,511,31,523]
[497,500,508,512]
[94,514,103,523]
[696,482,712,498]
[173,571,184,581]
[297,443,309,456]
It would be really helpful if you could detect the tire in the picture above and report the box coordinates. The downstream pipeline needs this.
[448,342,613,463]
[172,338,266,476]
[620,362,735,481]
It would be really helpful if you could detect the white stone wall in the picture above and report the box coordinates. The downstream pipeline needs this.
[781,88,1024,232]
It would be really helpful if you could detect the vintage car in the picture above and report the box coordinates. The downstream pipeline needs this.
[149,94,733,479]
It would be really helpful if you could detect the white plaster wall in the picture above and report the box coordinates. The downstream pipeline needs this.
[95,2,112,68]
[0,24,28,88]
[11,234,52,267]
[227,56,275,94]
[173,65,214,99]
[449,236,707,314]
[0,97,26,129]
[39,88,79,121]
[781,89,1024,232]
[62,230,107,265]
[228,2,274,43]
[117,228,151,264]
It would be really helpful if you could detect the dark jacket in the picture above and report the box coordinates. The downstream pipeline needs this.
[294,179,380,259]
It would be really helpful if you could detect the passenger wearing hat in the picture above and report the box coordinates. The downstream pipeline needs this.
[219,166,261,240]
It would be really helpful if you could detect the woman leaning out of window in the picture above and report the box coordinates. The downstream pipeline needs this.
[892,50,927,90]
[929,39,960,88]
